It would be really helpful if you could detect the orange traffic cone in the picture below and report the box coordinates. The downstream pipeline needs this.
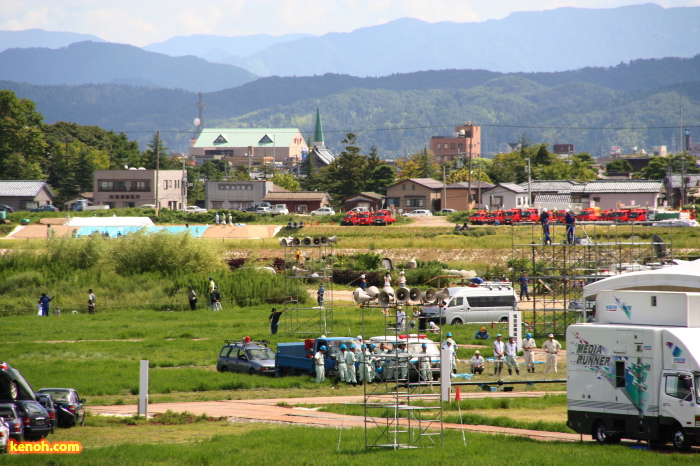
[455,386,461,401]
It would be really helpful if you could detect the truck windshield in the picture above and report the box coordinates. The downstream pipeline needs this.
[696,375,700,404]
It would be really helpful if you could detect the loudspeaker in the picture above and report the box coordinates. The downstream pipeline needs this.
[291,237,301,247]
[313,236,321,246]
[382,285,394,298]
[435,287,450,302]
[320,235,338,246]
[302,236,313,247]
[424,288,436,303]
[353,288,371,304]
[395,287,410,303]
[409,287,422,302]
[366,286,379,298]
[291,266,307,276]
[279,237,290,247]
[378,291,391,307]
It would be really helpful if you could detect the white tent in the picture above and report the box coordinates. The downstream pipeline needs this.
[583,259,700,298]
[66,217,155,227]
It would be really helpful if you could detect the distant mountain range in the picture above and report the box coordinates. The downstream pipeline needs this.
[2,3,699,81]
[4,54,698,157]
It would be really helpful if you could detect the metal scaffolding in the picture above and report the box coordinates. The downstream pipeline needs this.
[511,223,673,337]
[281,239,335,335]
[360,304,444,450]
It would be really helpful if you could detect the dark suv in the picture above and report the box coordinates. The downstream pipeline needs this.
[36,389,85,428]
[217,340,276,375]
[14,400,51,440]
[0,403,23,442]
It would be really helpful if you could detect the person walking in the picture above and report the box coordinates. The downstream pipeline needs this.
[188,286,197,311]
[565,209,576,244]
[518,271,530,301]
[345,344,357,386]
[215,212,220,225]
[543,333,562,373]
[314,346,327,383]
[210,286,222,311]
[269,308,284,335]
[505,336,520,375]
[540,208,552,245]
[38,293,53,317]
[336,344,349,383]
[87,289,96,315]
[470,350,485,375]
[493,334,505,376]
[228,212,233,226]
[317,284,325,308]
[522,332,537,373]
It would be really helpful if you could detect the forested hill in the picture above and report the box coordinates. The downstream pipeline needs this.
[3,55,700,156]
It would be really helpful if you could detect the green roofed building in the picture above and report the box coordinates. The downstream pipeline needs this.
[189,127,308,170]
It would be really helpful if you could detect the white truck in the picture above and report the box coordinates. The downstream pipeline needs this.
[269,204,289,215]
[568,260,700,451]
[72,199,110,211]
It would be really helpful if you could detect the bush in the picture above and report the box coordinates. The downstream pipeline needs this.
[355,252,382,270]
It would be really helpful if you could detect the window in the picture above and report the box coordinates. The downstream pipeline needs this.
[651,296,657,306]
[615,361,626,388]
[219,346,232,357]
[517,198,522,206]
[99,181,126,192]
[386,198,400,206]
[448,297,463,307]
[465,295,516,308]
[665,374,693,400]
[406,198,425,207]
[131,181,149,192]
[491,196,503,206]
[211,201,224,209]
[402,184,406,191]
[436,144,441,149]
[412,184,415,191]
[451,143,456,150]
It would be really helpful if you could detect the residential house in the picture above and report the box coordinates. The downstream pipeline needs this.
[342,192,384,212]
[522,179,663,210]
[205,180,281,211]
[190,127,307,170]
[0,180,55,211]
[263,191,332,214]
[93,169,186,210]
[444,181,494,211]
[385,178,444,213]
[482,183,530,210]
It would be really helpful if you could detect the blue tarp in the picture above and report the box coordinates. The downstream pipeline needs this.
[76,226,208,238]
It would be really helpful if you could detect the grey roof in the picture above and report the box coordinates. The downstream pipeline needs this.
[446,181,494,189]
[310,146,335,165]
[534,194,573,204]
[0,180,55,197]
[389,178,444,190]
[343,192,384,201]
[520,179,662,194]
[486,182,527,193]
[669,174,700,188]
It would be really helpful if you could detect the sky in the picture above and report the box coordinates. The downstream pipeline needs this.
[2,0,700,46]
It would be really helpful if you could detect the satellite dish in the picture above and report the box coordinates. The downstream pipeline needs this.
[194,118,201,126]
[651,234,667,259]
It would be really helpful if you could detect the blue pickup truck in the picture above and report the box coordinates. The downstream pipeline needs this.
[276,337,359,379]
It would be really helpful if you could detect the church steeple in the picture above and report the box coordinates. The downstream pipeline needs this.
[313,108,324,146]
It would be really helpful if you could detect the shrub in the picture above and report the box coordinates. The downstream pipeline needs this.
[355,252,382,270]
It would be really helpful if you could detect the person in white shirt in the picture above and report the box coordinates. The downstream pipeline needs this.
[522,332,537,373]
[396,306,405,329]
[336,344,349,382]
[345,344,357,385]
[397,270,407,288]
[470,350,485,375]
[542,334,562,373]
[428,320,440,334]
[384,272,392,287]
[442,339,457,374]
[493,334,505,376]
[419,343,432,381]
[314,346,327,383]
[504,336,520,375]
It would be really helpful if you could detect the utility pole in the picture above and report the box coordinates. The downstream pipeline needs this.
[527,158,532,208]
[468,133,473,209]
[442,165,447,210]
[155,130,160,216]
[182,158,188,210]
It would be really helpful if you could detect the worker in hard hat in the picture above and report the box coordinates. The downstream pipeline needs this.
[540,208,552,245]
[314,346,327,383]
[419,343,432,382]
[345,344,357,386]
[474,326,490,340]
[336,344,348,383]
[522,332,537,373]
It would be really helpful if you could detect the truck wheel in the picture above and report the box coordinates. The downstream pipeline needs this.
[672,426,692,452]
[593,420,611,444]
[499,317,508,323]
[451,319,463,326]
[283,367,296,377]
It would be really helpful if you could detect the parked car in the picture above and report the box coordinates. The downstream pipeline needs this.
[0,362,36,402]
[242,202,271,212]
[0,404,23,443]
[30,205,59,212]
[356,211,374,225]
[269,204,289,215]
[36,389,85,428]
[402,209,433,217]
[487,211,505,225]
[217,340,276,375]
[14,400,51,440]
[310,207,336,216]
[254,206,271,214]
[140,204,157,209]
[0,418,9,452]
[469,210,488,225]
[348,207,369,213]
[185,206,208,213]
[372,210,396,226]
[0,204,14,213]
[341,212,358,226]
[36,393,57,434]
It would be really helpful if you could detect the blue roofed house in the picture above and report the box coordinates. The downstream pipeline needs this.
[189,127,308,170]
[0,180,55,211]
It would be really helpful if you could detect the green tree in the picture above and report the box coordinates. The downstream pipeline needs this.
[396,148,439,180]
[229,165,252,181]
[446,168,493,184]
[639,157,669,180]
[271,173,300,191]
[488,152,527,183]
[364,146,395,194]
[605,159,634,174]
[141,132,180,170]
[200,161,224,181]
[0,90,47,179]
[317,133,369,201]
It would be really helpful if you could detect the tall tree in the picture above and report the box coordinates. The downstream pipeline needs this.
[271,173,300,191]
[396,148,439,180]
[0,90,47,179]
[488,152,527,183]
[141,132,180,170]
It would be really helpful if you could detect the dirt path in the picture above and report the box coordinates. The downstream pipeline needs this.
[89,392,582,443]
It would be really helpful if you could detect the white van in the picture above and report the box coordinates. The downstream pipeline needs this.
[441,284,518,325]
